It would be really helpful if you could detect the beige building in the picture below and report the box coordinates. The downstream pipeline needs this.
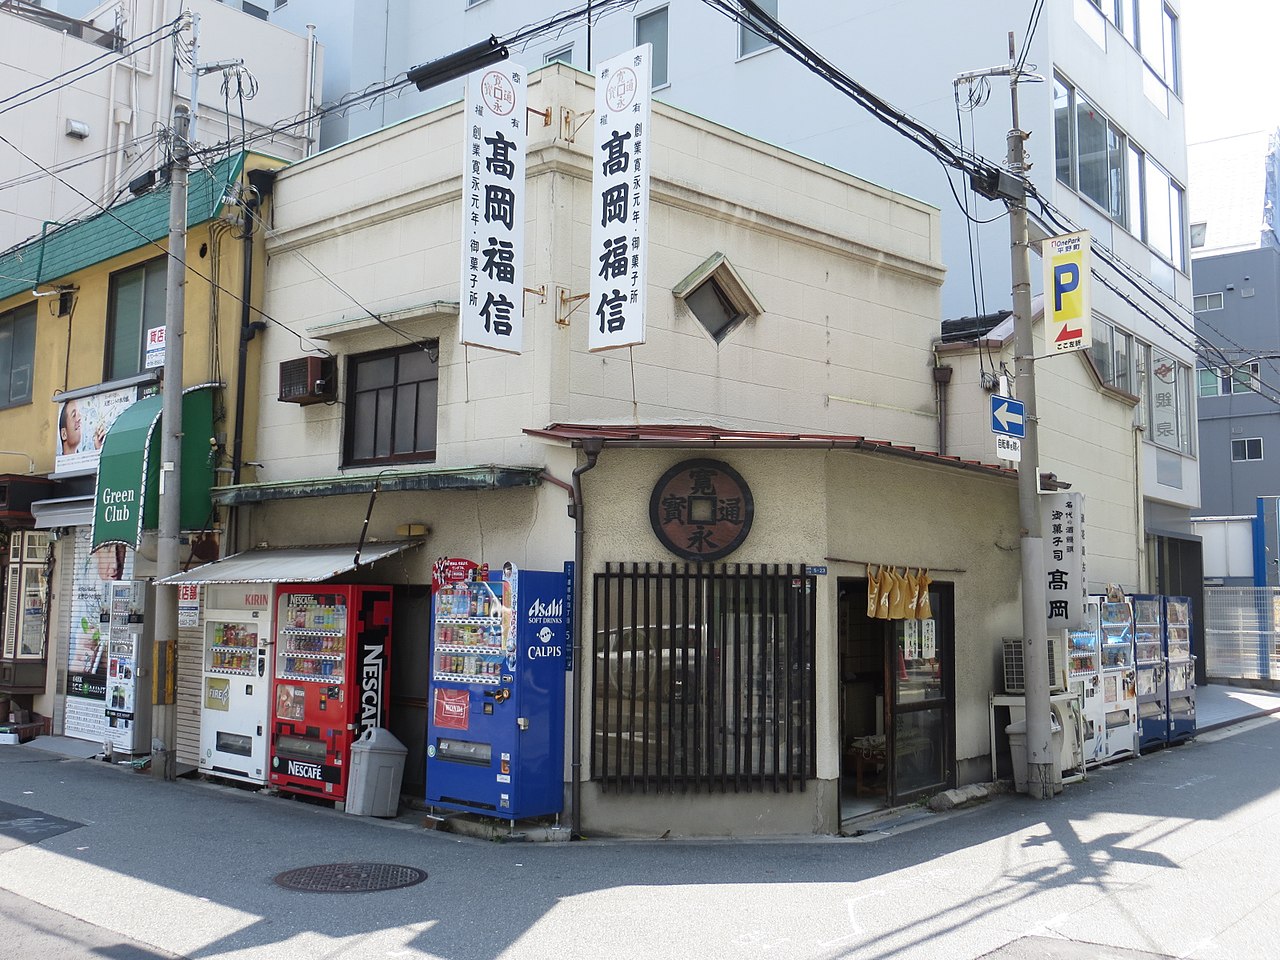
[189,62,1107,835]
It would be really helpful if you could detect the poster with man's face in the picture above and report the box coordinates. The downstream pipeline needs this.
[67,526,133,701]
[55,386,138,473]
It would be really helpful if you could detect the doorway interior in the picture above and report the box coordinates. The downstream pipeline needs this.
[837,577,955,824]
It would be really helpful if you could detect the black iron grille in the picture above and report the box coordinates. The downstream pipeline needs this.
[274,863,428,893]
[592,562,816,794]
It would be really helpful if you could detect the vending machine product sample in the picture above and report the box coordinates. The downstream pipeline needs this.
[269,585,392,802]
[425,561,572,820]
[199,584,274,783]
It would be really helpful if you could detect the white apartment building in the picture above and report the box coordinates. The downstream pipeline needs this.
[292,0,1199,600]
[0,0,320,253]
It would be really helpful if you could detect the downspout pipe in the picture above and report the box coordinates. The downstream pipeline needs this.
[232,167,277,486]
[932,363,953,456]
[568,437,603,839]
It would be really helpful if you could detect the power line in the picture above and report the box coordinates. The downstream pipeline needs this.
[0,15,185,117]
[0,130,328,357]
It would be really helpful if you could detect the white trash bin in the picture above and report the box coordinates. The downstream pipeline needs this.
[345,727,408,817]
[1005,715,1064,795]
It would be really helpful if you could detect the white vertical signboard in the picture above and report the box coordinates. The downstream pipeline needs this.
[460,64,526,353]
[589,44,652,351]
[1043,491,1088,631]
[1043,230,1092,355]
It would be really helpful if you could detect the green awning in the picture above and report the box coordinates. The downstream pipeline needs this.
[92,386,217,549]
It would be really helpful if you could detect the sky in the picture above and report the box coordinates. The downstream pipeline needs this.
[1181,0,1280,144]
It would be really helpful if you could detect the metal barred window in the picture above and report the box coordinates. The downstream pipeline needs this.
[591,563,816,793]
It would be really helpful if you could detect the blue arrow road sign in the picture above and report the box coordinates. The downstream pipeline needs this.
[991,395,1026,438]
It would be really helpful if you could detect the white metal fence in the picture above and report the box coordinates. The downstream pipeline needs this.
[1204,586,1280,680]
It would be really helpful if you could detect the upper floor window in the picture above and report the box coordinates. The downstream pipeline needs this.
[1091,317,1135,394]
[739,0,776,57]
[1198,363,1258,398]
[1193,292,1223,312]
[1232,438,1263,462]
[636,7,669,87]
[105,258,166,382]
[1136,0,1179,93]
[1146,347,1193,455]
[344,343,439,466]
[544,45,573,66]
[0,302,36,409]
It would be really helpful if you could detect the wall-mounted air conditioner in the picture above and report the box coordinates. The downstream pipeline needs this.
[278,356,336,405]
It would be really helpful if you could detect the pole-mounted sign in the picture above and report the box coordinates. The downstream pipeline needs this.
[1043,230,1092,355]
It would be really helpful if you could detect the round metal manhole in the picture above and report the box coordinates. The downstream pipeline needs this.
[274,862,428,893]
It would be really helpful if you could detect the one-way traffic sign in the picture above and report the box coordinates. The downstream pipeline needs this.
[991,395,1026,438]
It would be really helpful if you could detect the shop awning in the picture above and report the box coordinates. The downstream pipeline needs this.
[156,541,424,585]
[31,495,95,529]
[91,386,217,549]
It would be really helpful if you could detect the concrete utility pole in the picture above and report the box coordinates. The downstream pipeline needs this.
[152,103,190,782]
[1005,33,1053,799]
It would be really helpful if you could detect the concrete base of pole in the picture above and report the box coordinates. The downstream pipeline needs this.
[1026,763,1054,799]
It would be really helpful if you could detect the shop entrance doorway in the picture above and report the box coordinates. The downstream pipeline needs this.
[837,577,955,822]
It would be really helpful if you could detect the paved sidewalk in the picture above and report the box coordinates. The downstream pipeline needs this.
[1195,681,1280,730]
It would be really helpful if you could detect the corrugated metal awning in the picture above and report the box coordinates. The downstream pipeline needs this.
[31,495,95,529]
[157,541,424,585]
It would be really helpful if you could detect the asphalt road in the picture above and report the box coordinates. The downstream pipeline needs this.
[1,715,1278,960]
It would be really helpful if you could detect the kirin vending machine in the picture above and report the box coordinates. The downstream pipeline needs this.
[1066,598,1105,766]
[1164,596,1196,744]
[269,584,392,802]
[425,560,572,821]
[1097,595,1138,761]
[1131,594,1169,752]
[199,584,274,784]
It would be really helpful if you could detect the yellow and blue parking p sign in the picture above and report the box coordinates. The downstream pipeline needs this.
[1043,230,1091,355]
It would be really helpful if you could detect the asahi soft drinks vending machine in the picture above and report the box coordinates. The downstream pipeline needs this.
[104,580,153,756]
[199,584,274,783]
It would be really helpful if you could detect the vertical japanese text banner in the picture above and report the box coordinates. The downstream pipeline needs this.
[589,44,652,351]
[1042,491,1087,631]
[1043,230,1092,355]
[460,64,526,353]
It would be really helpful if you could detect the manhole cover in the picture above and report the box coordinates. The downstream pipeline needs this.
[274,862,428,893]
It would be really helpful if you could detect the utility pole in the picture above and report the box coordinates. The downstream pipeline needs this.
[152,103,190,782]
[1006,32,1053,799]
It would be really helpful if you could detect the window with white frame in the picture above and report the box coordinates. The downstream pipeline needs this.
[1198,363,1259,397]
[1147,349,1193,454]
[544,45,573,66]
[636,7,669,87]
[1135,0,1179,92]
[1091,318,1136,394]
[1193,291,1223,312]
[739,0,776,57]
[1232,438,1263,462]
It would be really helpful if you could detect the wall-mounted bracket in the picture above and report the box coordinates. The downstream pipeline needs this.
[557,288,590,327]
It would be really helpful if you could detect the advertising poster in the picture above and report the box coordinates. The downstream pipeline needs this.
[67,527,133,701]
[55,385,138,474]
[1043,230,1092,355]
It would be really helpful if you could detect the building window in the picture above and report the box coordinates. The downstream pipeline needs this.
[1232,438,1263,462]
[1056,76,1132,230]
[0,302,36,409]
[105,258,166,382]
[242,1,268,20]
[544,45,573,66]
[636,7,669,87]
[1147,351,1192,454]
[1144,156,1185,270]
[1193,291,1223,312]
[1135,0,1179,92]
[1199,362,1258,397]
[739,0,776,57]
[672,252,763,345]
[592,563,816,792]
[1091,318,1135,394]
[686,278,745,342]
[344,343,439,466]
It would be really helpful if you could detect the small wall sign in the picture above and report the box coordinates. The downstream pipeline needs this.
[649,458,754,562]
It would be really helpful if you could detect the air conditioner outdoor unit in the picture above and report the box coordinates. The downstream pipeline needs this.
[1002,634,1067,694]
[278,356,336,405]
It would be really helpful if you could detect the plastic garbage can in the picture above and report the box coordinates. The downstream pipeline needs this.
[1005,714,1064,795]
[345,727,408,817]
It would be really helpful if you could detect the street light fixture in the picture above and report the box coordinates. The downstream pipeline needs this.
[408,36,510,92]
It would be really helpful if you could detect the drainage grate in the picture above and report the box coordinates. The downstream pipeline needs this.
[274,863,428,893]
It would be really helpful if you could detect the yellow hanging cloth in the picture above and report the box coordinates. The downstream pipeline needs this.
[876,565,893,619]
[905,568,921,618]
[917,569,934,619]
[866,565,881,618]
[888,567,908,619]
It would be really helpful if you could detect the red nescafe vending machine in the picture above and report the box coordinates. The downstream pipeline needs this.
[269,584,392,801]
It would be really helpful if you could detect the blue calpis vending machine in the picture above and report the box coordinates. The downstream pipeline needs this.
[425,560,573,821]
[1131,594,1169,751]
[1163,596,1196,743]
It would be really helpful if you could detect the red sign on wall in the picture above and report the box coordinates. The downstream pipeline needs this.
[433,688,470,730]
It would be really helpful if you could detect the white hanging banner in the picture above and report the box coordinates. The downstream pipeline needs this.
[1042,491,1088,631]
[589,44,652,351]
[460,64,526,353]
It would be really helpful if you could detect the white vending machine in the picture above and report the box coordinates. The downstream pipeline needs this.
[104,580,153,755]
[199,584,274,784]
